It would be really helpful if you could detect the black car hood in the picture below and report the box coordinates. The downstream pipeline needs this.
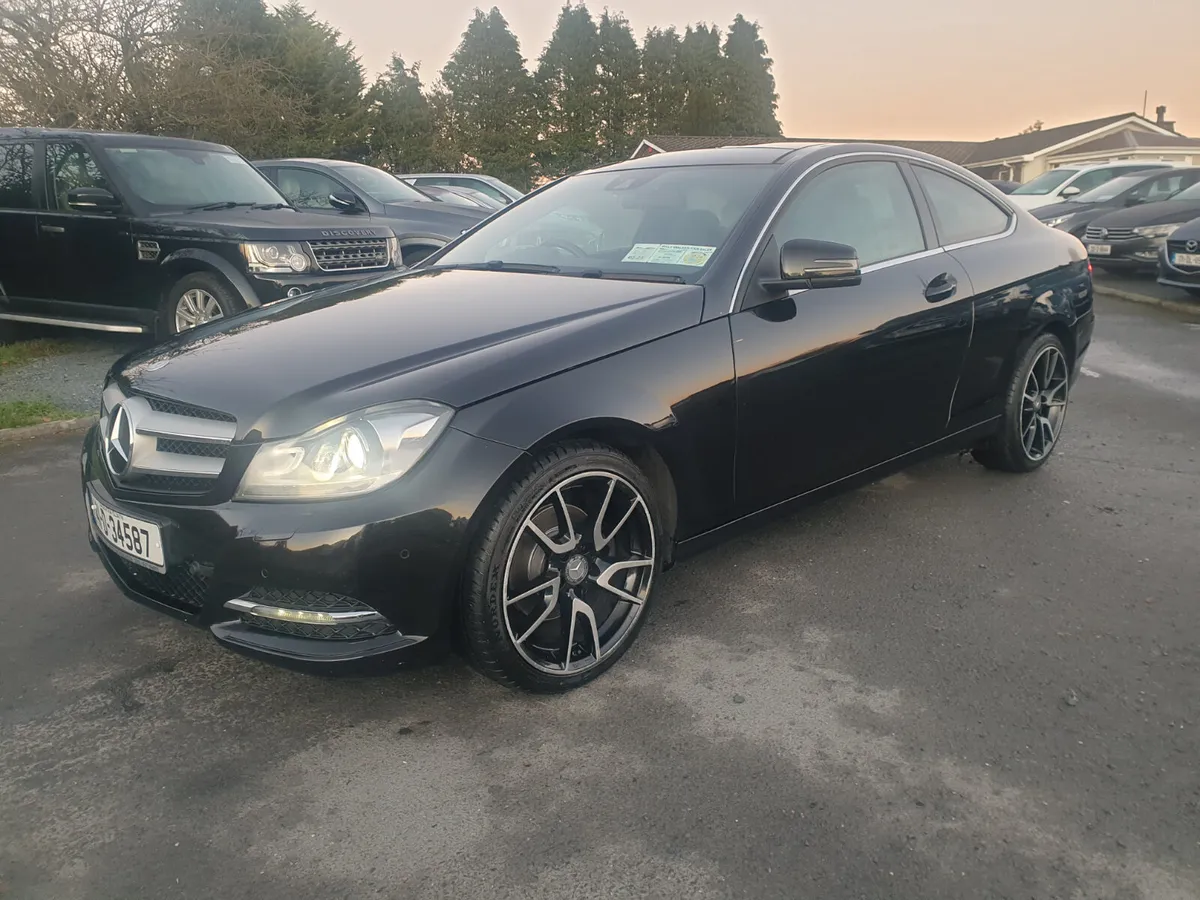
[1169,217,1200,241]
[115,269,704,441]
[1090,199,1200,228]
[1033,200,1104,220]
[379,201,489,234]
[137,207,395,242]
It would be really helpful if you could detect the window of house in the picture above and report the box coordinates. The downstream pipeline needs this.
[46,142,111,211]
[913,165,1011,246]
[0,142,35,209]
[772,161,926,267]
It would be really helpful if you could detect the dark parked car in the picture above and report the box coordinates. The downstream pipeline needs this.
[1033,167,1200,238]
[402,172,525,206]
[83,142,1094,692]
[1157,215,1200,297]
[407,181,502,210]
[254,158,489,265]
[0,129,402,339]
[1082,179,1200,273]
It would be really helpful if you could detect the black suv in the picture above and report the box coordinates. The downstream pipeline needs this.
[0,129,404,339]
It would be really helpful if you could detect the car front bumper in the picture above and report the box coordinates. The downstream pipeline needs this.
[1086,236,1166,270]
[248,269,397,304]
[1156,245,1200,291]
[81,424,526,675]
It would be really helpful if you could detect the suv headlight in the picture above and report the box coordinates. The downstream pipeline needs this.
[386,236,402,267]
[236,401,452,501]
[1132,224,1182,239]
[241,241,312,273]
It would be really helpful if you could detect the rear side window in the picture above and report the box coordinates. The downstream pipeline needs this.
[913,166,1011,246]
[46,142,111,210]
[0,142,35,210]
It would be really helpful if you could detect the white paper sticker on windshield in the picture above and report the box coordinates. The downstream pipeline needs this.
[621,243,716,267]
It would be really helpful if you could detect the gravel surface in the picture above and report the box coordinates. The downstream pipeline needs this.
[0,332,146,414]
[2,295,1199,900]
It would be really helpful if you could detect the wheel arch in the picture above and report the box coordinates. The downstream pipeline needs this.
[158,249,260,308]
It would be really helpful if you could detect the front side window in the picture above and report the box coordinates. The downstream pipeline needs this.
[1074,173,1149,203]
[0,142,35,210]
[1135,171,1200,202]
[772,161,926,267]
[331,163,429,204]
[1066,168,1117,195]
[1011,168,1077,195]
[1170,181,1200,202]
[46,142,111,211]
[275,167,345,209]
[433,164,776,282]
[103,146,285,210]
[914,165,1011,246]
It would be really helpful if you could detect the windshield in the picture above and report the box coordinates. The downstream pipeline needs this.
[103,146,285,209]
[1011,168,1078,196]
[1170,181,1200,202]
[430,164,776,282]
[331,163,429,204]
[1072,173,1148,203]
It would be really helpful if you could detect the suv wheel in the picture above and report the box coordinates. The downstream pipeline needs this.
[161,272,242,338]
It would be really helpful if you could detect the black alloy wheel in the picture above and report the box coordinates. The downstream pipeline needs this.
[973,331,1070,472]
[462,441,661,692]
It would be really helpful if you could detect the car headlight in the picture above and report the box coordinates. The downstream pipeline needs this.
[1132,224,1182,239]
[1043,214,1072,229]
[235,401,452,501]
[240,241,311,273]
[387,236,402,267]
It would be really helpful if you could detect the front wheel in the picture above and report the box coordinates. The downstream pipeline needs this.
[973,332,1070,473]
[462,441,662,692]
[160,272,242,338]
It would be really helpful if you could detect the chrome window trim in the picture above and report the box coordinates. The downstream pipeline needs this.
[729,151,1016,313]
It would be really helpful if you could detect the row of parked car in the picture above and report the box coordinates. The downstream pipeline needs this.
[992,161,1200,297]
[0,127,527,339]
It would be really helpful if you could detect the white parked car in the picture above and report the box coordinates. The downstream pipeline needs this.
[1007,161,1175,211]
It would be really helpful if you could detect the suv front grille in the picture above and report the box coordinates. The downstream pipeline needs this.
[100,385,237,496]
[306,238,390,272]
[1084,225,1137,242]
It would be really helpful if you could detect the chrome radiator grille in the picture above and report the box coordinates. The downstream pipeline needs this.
[306,238,390,272]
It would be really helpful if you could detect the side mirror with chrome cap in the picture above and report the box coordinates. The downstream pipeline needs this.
[329,191,363,212]
[761,238,862,293]
[67,187,122,212]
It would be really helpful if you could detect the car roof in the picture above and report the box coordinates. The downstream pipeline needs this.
[0,127,233,152]
[602,141,989,173]
[1065,160,1176,172]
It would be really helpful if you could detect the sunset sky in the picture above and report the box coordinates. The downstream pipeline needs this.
[304,0,1198,142]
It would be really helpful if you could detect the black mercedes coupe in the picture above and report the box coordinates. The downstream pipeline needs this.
[82,141,1095,692]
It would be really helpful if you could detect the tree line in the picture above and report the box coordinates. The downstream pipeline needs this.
[0,0,782,188]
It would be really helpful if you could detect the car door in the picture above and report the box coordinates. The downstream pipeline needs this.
[0,140,44,307]
[731,158,974,513]
[907,162,1023,431]
[37,139,137,311]
[272,165,367,220]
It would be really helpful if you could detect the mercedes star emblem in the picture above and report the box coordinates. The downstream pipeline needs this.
[105,404,133,476]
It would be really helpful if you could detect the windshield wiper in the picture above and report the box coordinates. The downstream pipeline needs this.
[570,269,686,284]
[432,260,561,275]
[183,201,257,211]
[251,202,292,210]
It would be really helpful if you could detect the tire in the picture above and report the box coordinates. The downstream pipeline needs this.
[159,271,243,339]
[972,332,1070,473]
[461,440,662,693]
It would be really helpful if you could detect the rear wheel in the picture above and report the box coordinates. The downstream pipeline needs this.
[973,332,1070,473]
[160,272,242,338]
[462,441,661,693]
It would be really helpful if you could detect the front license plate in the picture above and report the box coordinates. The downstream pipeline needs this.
[1172,252,1200,267]
[88,492,165,570]
[1087,243,1111,256]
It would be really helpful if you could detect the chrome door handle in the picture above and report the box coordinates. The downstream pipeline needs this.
[40,224,66,234]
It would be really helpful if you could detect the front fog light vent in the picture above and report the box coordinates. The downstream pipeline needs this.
[224,590,396,641]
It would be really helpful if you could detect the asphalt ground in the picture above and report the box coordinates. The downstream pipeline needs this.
[1,294,1199,900]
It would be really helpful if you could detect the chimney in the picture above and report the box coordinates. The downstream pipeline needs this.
[1155,105,1176,133]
